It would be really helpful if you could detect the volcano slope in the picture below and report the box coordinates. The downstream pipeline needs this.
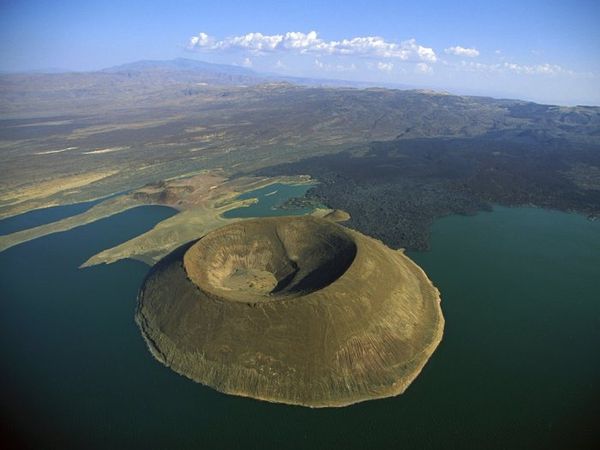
[137,215,443,407]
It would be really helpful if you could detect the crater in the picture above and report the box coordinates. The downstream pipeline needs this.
[183,218,357,302]
[137,216,444,407]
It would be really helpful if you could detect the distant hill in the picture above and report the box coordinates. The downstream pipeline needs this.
[0,58,597,144]
[102,58,417,90]
[3,58,598,105]
[100,57,264,85]
[104,58,254,74]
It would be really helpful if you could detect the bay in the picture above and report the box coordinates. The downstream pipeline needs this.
[222,183,317,218]
[0,205,598,449]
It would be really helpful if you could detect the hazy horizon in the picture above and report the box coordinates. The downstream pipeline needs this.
[1,0,599,106]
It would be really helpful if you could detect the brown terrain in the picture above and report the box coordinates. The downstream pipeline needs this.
[0,170,315,265]
[137,216,444,407]
[1,60,598,259]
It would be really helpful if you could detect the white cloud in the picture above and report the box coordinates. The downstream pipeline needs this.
[274,60,286,69]
[377,61,394,72]
[457,60,575,76]
[415,63,433,74]
[242,57,252,67]
[226,32,283,52]
[189,32,214,47]
[188,31,437,62]
[502,62,572,75]
[281,31,321,50]
[314,59,357,72]
[445,46,480,58]
[457,60,494,72]
[416,44,437,62]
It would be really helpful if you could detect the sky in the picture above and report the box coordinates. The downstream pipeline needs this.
[1,0,599,105]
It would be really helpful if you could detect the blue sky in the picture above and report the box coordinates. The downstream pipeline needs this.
[1,0,599,105]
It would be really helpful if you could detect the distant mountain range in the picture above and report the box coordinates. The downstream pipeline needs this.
[4,57,417,91]
[104,58,421,90]
[103,58,258,76]
[3,58,598,106]
[101,58,262,84]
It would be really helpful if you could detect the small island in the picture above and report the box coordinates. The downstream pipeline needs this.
[136,215,444,407]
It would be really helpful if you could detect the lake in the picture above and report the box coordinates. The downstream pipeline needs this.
[0,200,100,236]
[221,182,317,218]
[0,204,598,449]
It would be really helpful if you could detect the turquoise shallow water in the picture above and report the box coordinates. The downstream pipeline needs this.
[0,205,598,449]
[222,183,317,218]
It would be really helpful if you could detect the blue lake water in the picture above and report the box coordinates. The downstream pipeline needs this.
[0,200,101,236]
[222,183,317,218]
[0,191,125,236]
[0,204,598,448]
